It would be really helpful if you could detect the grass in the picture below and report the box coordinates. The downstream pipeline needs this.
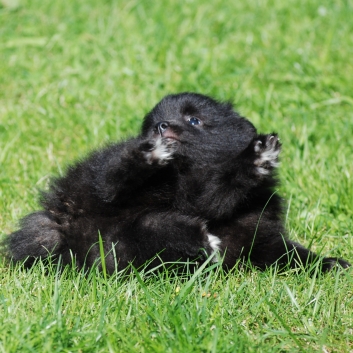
[0,0,352,351]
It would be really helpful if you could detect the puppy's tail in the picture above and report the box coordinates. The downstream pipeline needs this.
[1,211,69,268]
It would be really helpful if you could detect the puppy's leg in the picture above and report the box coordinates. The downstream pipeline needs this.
[213,213,350,273]
[188,134,281,219]
[92,136,177,202]
[229,133,281,180]
[3,211,71,268]
[115,212,221,270]
[249,237,350,273]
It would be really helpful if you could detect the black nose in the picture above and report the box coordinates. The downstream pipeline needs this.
[155,121,169,135]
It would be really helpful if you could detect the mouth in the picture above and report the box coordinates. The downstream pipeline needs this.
[154,135,180,143]
[164,135,179,142]
[157,129,180,141]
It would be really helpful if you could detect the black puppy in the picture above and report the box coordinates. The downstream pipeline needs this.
[4,93,350,273]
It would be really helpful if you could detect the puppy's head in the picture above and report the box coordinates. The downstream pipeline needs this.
[141,93,256,164]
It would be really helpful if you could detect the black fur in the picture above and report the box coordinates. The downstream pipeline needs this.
[3,93,350,273]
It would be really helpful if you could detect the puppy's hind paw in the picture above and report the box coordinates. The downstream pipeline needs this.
[254,134,281,176]
[205,233,222,263]
[141,137,177,165]
[321,257,351,272]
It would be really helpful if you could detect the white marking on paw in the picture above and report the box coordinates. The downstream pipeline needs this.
[255,147,280,165]
[254,141,262,153]
[144,137,175,165]
[207,233,222,262]
[207,233,221,252]
[254,136,280,175]
[153,137,174,164]
[144,151,154,164]
[256,166,270,175]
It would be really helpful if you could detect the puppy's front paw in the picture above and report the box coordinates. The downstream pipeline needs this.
[254,134,281,176]
[141,137,177,165]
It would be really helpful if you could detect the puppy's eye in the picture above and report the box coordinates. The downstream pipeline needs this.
[187,117,201,126]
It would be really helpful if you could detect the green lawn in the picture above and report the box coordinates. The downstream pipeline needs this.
[1,0,352,352]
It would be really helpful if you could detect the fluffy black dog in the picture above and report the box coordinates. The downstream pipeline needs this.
[4,93,350,273]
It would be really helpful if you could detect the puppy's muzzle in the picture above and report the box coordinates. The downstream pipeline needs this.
[155,121,169,136]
